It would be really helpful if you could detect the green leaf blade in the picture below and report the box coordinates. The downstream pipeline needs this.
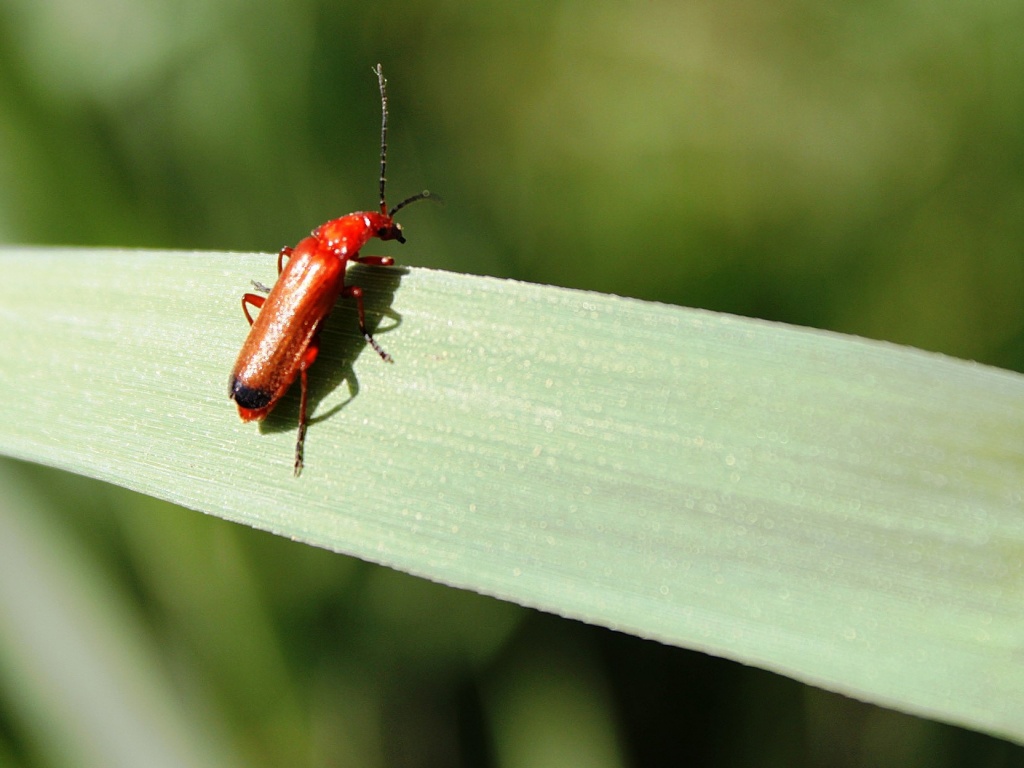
[1,246,1022,743]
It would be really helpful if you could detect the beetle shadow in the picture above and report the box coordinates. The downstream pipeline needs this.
[259,264,408,439]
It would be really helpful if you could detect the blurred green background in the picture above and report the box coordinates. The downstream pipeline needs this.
[1,0,1022,765]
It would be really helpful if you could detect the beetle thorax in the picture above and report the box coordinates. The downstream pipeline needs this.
[313,211,393,257]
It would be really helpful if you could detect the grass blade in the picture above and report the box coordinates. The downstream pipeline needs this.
[0,246,1022,743]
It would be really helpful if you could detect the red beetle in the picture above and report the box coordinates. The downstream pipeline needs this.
[230,64,432,474]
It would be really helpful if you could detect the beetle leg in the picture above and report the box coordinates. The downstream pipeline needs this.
[277,246,293,275]
[293,331,323,476]
[341,283,392,363]
[241,293,265,325]
[294,366,308,476]
[352,254,394,267]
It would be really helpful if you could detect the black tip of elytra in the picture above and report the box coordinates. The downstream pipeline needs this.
[229,378,274,410]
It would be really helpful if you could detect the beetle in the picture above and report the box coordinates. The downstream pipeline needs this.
[229,63,433,475]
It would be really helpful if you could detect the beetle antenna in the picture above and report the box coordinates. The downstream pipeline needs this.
[389,189,440,217]
[376,63,389,215]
